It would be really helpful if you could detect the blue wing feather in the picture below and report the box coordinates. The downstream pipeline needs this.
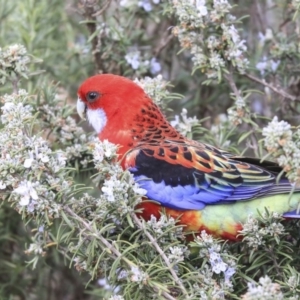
[126,143,294,210]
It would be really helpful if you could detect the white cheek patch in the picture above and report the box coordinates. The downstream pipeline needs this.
[86,108,107,134]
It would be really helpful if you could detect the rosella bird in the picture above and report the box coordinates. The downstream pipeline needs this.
[77,74,300,240]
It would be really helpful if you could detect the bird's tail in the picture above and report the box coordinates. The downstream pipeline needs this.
[283,210,300,218]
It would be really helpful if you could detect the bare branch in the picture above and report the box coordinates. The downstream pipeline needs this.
[92,0,112,17]
[244,73,297,101]
[154,34,174,56]
[11,76,19,94]
[80,0,110,73]
[131,213,190,298]
[64,206,176,300]
[65,206,131,263]
[224,71,241,99]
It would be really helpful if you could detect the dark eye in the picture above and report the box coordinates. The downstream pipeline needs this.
[86,91,100,102]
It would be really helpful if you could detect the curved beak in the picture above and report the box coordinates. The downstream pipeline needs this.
[77,97,87,120]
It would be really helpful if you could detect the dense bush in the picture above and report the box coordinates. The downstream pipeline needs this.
[1,0,300,299]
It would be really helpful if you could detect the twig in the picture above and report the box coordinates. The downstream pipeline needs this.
[64,206,176,300]
[65,206,130,263]
[92,0,112,17]
[131,213,190,298]
[154,34,174,56]
[11,77,19,94]
[80,0,106,73]
[244,73,297,101]
[224,71,241,99]
[254,0,265,33]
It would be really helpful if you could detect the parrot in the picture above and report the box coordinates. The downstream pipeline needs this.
[77,74,300,240]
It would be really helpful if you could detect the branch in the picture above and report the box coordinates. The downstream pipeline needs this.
[65,206,131,264]
[224,71,241,99]
[131,213,190,298]
[92,0,112,17]
[80,0,108,73]
[244,73,297,101]
[154,34,174,56]
[64,206,176,300]
[11,76,19,94]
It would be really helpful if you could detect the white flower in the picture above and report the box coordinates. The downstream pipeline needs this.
[235,96,246,109]
[26,199,37,211]
[0,181,6,189]
[5,44,27,59]
[132,183,147,196]
[209,248,228,274]
[93,139,118,164]
[24,151,34,168]
[262,116,292,150]
[1,102,14,113]
[224,267,235,282]
[243,276,283,299]
[192,0,208,16]
[213,0,231,13]
[120,0,128,6]
[256,57,280,75]
[258,28,273,44]
[256,60,268,75]
[198,230,214,244]
[23,147,50,168]
[209,51,225,68]
[227,25,239,43]
[170,108,199,136]
[147,215,176,234]
[130,266,148,283]
[38,153,50,163]
[150,57,161,74]
[101,177,117,202]
[133,74,169,107]
[102,139,117,157]
[25,243,44,255]
[270,60,280,72]
[117,269,128,280]
[93,149,104,163]
[24,158,33,168]
[125,50,141,70]
[138,0,152,11]
[56,151,67,167]
[18,89,28,96]
[131,266,142,282]
[98,278,112,290]
[168,246,187,263]
[14,180,38,206]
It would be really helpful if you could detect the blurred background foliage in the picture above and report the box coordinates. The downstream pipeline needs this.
[1,0,299,123]
[0,0,300,299]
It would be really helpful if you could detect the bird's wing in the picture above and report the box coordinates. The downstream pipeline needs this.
[124,140,292,210]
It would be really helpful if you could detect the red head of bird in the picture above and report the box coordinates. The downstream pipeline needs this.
[77,74,182,159]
